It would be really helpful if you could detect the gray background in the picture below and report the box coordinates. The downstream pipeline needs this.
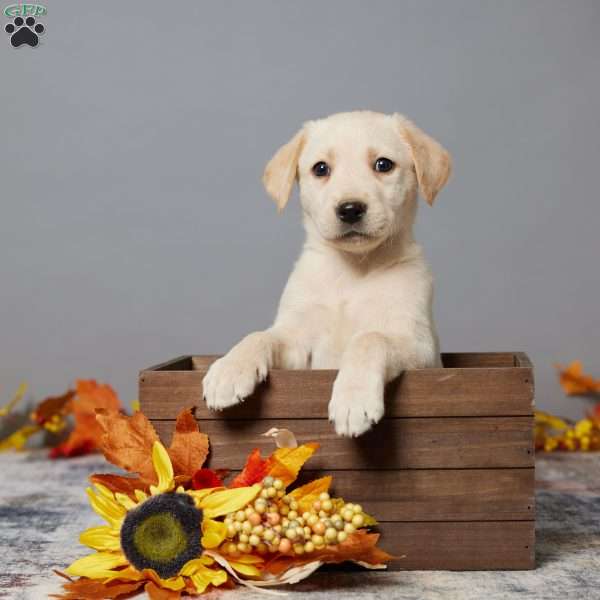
[1,1,598,420]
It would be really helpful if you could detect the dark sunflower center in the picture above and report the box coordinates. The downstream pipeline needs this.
[120,492,202,579]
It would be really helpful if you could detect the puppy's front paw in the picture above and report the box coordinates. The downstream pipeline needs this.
[328,372,385,437]
[202,353,268,411]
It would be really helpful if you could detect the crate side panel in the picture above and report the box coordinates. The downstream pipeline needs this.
[152,417,534,470]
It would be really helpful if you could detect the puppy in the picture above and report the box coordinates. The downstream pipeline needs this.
[203,111,451,436]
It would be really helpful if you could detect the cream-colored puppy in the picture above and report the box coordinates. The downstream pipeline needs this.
[203,111,451,436]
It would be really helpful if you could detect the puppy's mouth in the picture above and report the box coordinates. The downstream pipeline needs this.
[340,231,370,240]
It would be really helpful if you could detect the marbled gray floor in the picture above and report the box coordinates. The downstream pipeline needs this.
[1,452,599,599]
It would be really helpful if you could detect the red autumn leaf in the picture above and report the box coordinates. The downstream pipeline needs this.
[50,380,121,458]
[265,530,393,575]
[167,409,209,478]
[229,448,271,488]
[96,410,160,482]
[192,468,224,490]
[52,577,144,599]
[145,581,181,600]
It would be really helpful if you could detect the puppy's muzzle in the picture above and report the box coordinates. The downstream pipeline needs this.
[336,201,367,224]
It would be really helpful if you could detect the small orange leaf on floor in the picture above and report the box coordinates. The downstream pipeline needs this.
[557,361,600,396]
[167,408,209,478]
[96,410,159,482]
[52,577,144,599]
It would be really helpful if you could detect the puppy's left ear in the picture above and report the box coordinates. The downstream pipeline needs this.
[395,115,452,205]
[262,129,305,212]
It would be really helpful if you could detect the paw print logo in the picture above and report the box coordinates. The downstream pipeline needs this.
[5,16,45,47]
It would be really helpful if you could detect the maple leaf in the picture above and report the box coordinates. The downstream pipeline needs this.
[96,410,159,482]
[89,473,148,498]
[167,409,209,478]
[557,361,600,397]
[145,581,181,600]
[265,530,393,575]
[51,380,121,458]
[229,448,271,488]
[52,576,144,599]
[31,389,75,425]
[289,476,332,513]
[267,443,319,486]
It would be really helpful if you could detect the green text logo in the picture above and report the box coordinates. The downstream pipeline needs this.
[4,4,46,17]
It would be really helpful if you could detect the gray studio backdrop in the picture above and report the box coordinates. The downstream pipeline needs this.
[1,1,599,420]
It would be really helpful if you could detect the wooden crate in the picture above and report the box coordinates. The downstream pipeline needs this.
[139,352,535,570]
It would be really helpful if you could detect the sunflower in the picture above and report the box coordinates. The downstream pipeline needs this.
[65,441,261,594]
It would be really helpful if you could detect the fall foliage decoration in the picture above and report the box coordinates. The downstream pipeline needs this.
[54,409,391,598]
[0,380,122,457]
[535,361,600,452]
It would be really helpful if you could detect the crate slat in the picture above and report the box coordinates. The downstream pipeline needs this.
[379,521,534,570]
[140,357,533,420]
[153,417,534,470]
[291,468,535,522]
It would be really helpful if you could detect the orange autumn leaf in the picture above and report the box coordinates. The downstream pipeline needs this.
[167,408,209,478]
[96,410,160,482]
[289,476,332,513]
[51,381,121,458]
[266,443,319,486]
[145,581,181,600]
[265,530,393,575]
[31,389,75,425]
[52,577,144,599]
[557,361,600,396]
[89,473,148,498]
[229,448,271,488]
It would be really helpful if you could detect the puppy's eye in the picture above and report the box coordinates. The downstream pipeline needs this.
[312,161,330,177]
[374,157,395,173]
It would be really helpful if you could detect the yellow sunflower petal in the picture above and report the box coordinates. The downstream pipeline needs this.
[115,492,138,511]
[227,560,262,577]
[79,526,121,551]
[86,487,126,527]
[144,570,186,591]
[199,485,261,518]
[64,551,129,579]
[150,441,174,495]
[134,489,148,503]
[201,518,228,549]
[181,560,228,593]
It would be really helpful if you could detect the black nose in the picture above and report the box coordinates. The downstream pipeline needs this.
[335,201,367,224]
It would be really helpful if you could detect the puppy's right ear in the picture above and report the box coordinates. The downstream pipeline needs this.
[262,129,305,212]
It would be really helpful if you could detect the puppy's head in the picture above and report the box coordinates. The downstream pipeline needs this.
[263,111,451,254]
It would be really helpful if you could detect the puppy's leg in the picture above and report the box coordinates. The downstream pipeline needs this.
[328,332,435,437]
[203,328,306,410]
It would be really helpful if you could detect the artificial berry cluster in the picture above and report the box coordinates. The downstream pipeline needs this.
[221,476,366,556]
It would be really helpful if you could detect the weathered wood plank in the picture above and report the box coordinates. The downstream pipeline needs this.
[203,468,532,521]
[153,417,534,469]
[140,360,534,420]
[296,468,534,521]
[379,521,535,570]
